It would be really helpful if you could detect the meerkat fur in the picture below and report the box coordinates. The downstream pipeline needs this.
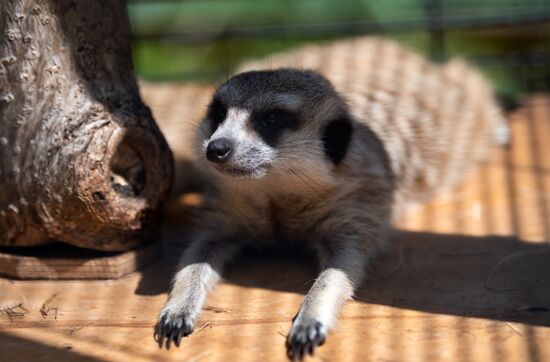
[155,37,506,360]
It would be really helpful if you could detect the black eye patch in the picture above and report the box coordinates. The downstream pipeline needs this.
[322,117,353,164]
[251,109,299,146]
[207,97,227,133]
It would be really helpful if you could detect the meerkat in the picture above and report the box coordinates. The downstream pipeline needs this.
[154,37,506,360]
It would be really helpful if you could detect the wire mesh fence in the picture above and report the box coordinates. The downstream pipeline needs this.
[127,0,550,96]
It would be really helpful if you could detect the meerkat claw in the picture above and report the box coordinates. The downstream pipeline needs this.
[154,310,194,349]
[286,320,326,361]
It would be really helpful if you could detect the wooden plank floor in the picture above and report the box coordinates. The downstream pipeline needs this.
[1,88,549,362]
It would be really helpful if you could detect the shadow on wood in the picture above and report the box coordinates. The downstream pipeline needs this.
[0,242,160,279]
[135,230,550,327]
[0,331,101,361]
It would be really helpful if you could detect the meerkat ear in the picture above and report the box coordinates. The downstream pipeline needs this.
[322,116,353,164]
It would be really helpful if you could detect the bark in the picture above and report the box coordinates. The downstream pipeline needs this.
[0,0,174,251]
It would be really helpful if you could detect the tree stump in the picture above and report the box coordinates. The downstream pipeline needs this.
[0,0,173,251]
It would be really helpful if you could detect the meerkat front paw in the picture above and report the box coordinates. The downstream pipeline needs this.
[154,308,196,349]
[286,319,327,361]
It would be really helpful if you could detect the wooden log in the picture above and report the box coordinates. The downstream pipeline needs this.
[0,0,173,251]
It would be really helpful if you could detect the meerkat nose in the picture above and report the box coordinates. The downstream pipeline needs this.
[206,137,233,163]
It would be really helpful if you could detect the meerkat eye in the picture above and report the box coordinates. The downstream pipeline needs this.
[262,111,283,127]
[207,98,227,133]
[253,109,299,145]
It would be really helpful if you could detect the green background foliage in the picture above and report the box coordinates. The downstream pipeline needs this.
[127,0,550,96]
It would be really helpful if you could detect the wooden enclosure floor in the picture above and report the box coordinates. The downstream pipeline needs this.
[1,89,550,362]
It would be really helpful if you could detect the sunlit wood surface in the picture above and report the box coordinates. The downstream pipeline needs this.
[0,87,549,362]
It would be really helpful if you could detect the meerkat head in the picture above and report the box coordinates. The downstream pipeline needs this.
[199,69,353,183]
